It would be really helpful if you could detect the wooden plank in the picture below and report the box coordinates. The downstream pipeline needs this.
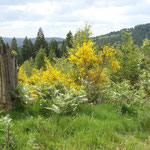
[0,43,18,108]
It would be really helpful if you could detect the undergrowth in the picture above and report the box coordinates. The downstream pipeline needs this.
[0,104,149,150]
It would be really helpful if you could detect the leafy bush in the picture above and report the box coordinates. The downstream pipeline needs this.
[137,69,150,97]
[98,80,145,114]
[0,115,16,149]
[36,81,88,114]
[11,82,32,104]
[15,81,87,114]
[22,58,34,77]
[138,101,150,131]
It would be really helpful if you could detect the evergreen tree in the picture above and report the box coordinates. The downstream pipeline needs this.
[6,43,10,50]
[112,32,143,84]
[49,49,56,62]
[0,37,4,46]
[28,39,34,58]
[60,40,67,57]
[11,37,18,54]
[34,28,48,56]
[49,40,59,58]
[66,31,73,48]
[20,37,30,64]
[35,48,46,70]
[20,37,35,64]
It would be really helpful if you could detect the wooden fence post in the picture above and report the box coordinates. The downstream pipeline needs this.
[0,43,18,109]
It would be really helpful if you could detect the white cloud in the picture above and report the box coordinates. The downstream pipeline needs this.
[0,0,150,38]
[8,1,56,16]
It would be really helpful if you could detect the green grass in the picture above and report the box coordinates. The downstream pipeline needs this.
[1,104,150,150]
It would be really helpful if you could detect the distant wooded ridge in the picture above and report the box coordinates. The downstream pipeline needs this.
[3,37,64,47]
[93,23,150,47]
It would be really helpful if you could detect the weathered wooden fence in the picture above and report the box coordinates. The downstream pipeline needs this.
[0,43,18,108]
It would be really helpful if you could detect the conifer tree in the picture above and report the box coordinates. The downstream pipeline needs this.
[66,31,73,48]
[35,48,46,70]
[20,37,35,64]
[0,37,4,46]
[112,32,143,83]
[60,40,67,57]
[20,37,29,64]
[28,39,35,58]
[49,40,59,58]
[34,28,48,55]
[11,37,18,52]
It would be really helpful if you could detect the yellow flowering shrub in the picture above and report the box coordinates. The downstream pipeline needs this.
[68,40,120,87]
[18,57,82,99]
[18,41,120,102]
[27,58,61,85]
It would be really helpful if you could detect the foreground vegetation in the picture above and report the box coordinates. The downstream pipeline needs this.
[0,103,150,150]
[1,25,150,149]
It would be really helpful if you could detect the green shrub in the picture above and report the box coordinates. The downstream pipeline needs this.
[0,115,16,149]
[137,69,150,97]
[98,80,145,115]
[22,58,34,77]
[138,101,150,131]
[34,81,88,114]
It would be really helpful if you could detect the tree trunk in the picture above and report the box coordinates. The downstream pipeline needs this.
[0,43,18,109]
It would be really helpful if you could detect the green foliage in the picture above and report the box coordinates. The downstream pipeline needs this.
[98,80,145,115]
[137,69,150,97]
[22,58,34,77]
[0,36,4,46]
[49,50,56,63]
[11,50,17,56]
[35,48,46,70]
[11,37,18,55]
[141,38,150,69]
[10,83,30,105]
[26,134,41,150]
[49,39,59,58]
[0,115,15,150]
[35,81,87,114]
[66,31,73,48]
[34,27,48,56]
[138,101,150,131]
[53,57,72,74]
[93,23,150,47]
[60,40,67,57]
[1,104,150,150]
[111,32,143,84]
[20,37,34,64]
[141,38,150,57]
[11,37,20,64]
[5,24,150,149]
[73,24,92,47]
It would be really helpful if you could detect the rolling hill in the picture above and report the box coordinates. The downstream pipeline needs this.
[92,23,150,46]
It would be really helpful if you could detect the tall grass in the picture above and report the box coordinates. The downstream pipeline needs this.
[1,104,149,150]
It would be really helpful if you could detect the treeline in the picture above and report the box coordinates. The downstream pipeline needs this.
[93,23,150,47]
[0,28,73,66]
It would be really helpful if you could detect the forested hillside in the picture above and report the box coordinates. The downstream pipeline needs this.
[93,23,150,46]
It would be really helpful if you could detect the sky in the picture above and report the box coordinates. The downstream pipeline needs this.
[0,0,150,38]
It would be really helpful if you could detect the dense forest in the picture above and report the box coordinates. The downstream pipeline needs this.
[0,24,150,149]
[93,23,150,47]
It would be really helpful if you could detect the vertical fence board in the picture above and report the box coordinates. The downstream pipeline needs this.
[0,44,18,108]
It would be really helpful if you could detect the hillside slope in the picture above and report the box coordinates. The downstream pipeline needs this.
[93,23,150,46]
